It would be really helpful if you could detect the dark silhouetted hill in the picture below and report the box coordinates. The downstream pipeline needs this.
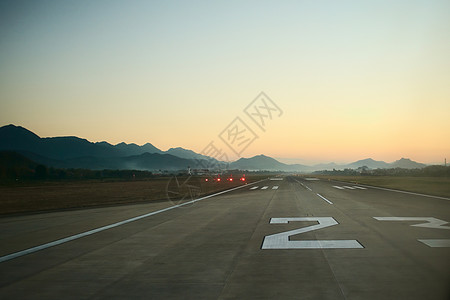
[0,124,211,170]
[230,154,308,171]
[346,158,390,169]
[112,142,163,156]
[0,125,122,159]
[390,158,426,169]
[166,147,216,161]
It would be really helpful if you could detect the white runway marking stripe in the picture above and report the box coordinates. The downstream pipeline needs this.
[317,193,333,204]
[0,179,265,264]
[352,186,366,190]
[418,239,450,247]
[250,186,259,190]
[269,178,284,181]
[299,182,312,191]
[333,185,366,190]
[261,186,269,190]
[272,186,279,190]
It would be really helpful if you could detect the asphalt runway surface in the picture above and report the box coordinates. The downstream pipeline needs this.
[0,176,449,299]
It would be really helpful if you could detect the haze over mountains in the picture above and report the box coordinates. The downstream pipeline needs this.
[0,124,427,172]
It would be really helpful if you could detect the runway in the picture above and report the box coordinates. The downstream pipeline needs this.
[1,176,449,299]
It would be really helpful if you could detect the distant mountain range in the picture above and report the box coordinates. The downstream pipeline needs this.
[229,155,426,172]
[0,124,427,172]
[230,155,308,171]
[0,124,217,171]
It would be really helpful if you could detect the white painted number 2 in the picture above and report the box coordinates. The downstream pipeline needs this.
[262,217,363,249]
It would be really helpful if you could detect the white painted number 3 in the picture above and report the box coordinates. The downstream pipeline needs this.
[262,217,363,249]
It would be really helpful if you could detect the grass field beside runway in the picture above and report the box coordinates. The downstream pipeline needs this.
[0,175,267,215]
[314,175,450,198]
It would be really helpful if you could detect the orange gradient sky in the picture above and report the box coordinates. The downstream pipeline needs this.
[1,1,449,164]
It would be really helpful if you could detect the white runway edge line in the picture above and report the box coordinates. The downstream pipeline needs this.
[317,193,333,204]
[0,179,265,264]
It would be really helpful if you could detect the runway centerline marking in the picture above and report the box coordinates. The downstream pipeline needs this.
[317,193,333,204]
[0,180,264,264]
[302,184,312,191]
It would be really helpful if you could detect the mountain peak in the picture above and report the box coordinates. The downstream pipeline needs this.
[398,158,411,161]
[0,124,41,139]
[231,154,288,170]
[390,158,425,169]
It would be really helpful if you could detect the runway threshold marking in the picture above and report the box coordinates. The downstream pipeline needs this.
[352,186,367,190]
[317,193,333,204]
[0,180,264,264]
[261,186,269,190]
[272,186,279,190]
[333,185,367,190]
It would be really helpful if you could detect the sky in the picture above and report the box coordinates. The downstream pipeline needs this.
[1,0,449,164]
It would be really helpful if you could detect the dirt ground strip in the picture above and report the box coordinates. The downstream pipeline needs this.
[0,175,267,215]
